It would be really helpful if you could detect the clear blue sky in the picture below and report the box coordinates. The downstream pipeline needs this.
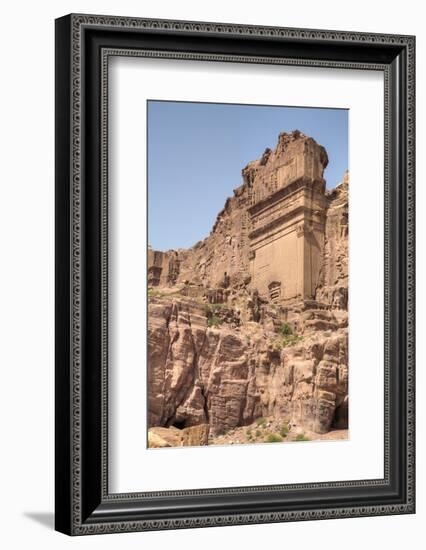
[148,101,348,251]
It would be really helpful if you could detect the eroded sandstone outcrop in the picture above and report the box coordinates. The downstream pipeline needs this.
[147,131,349,446]
[147,297,348,438]
[316,171,349,309]
[148,424,210,448]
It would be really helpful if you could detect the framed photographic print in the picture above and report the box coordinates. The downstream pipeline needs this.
[55,14,415,535]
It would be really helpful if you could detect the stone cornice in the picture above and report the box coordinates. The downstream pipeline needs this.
[247,176,325,216]
[248,206,324,240]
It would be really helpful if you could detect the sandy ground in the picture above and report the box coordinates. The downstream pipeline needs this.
[210,416,348,446]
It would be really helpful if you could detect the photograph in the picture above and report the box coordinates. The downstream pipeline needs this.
[0,0,420,546]
[147,101,349,448]
[52,11,415,537]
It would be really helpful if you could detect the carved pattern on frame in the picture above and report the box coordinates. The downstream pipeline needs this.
[69,14,415,534]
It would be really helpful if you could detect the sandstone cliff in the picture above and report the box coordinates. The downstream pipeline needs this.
[147,131,349,447]
[316,171,349,309]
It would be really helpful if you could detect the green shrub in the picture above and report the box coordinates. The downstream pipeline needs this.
[276,322,305,348]
[207,315,222,328]
[266,433,283,443]
[255,417,267,427]
[279,423,289,437]
[204,303,225,315]
[295,433,310,442]
[279,322,293,336]
[255,430,261,437]
[274,334,303,349]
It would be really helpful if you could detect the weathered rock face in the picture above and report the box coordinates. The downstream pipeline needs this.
[147,131,349,446]
[148,424,210,448]
[147,297,348,438]
[316,171,349,309]
[148,298,256,436]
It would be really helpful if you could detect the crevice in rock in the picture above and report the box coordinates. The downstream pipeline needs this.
[200,385,210,424]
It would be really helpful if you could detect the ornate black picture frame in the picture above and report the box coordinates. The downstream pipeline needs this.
[55,14,415,535]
